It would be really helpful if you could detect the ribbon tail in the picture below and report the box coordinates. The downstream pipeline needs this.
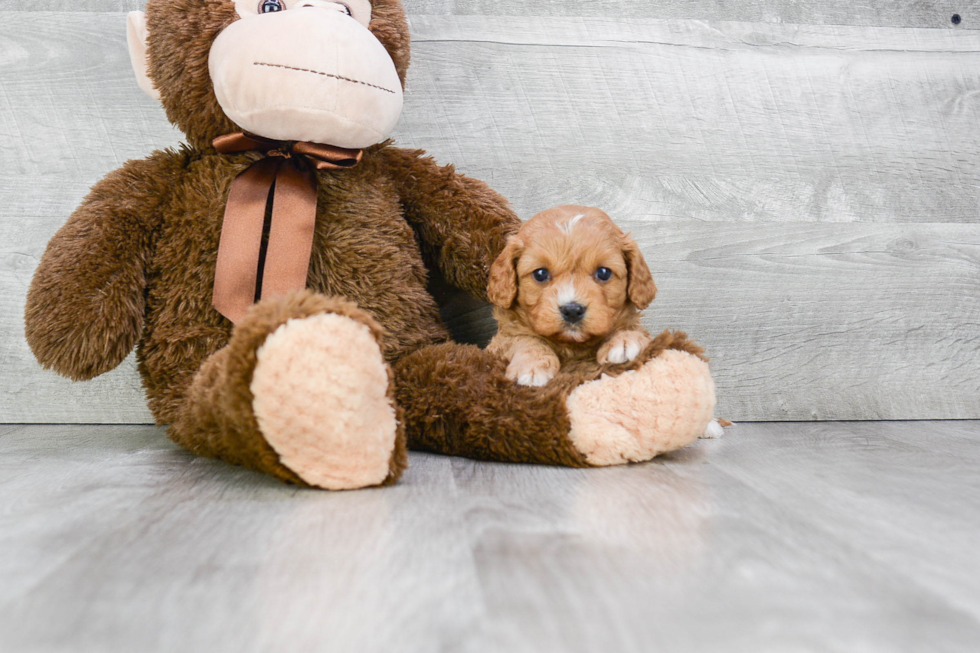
[292,141,363,169]
[259,162,318,302]
[212,158,280,323]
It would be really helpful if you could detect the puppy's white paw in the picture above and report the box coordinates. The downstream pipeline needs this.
[517,369,555,387]
[700,419,725,439]
[506,347,560,387]
[606,340,641,364]
[598,330,652,365]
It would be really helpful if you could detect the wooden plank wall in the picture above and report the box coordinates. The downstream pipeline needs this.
[1,2,977,422]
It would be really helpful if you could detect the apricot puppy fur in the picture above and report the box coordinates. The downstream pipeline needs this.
[487,205,657,386]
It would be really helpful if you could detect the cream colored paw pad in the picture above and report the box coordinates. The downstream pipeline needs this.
[566,349,716,466]
[251,313,397,490]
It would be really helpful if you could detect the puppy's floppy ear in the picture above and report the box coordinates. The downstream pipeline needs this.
[487,235,524,308]
[623,234,656,309]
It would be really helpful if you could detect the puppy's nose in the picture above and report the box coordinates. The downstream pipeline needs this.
[560,302,587,324]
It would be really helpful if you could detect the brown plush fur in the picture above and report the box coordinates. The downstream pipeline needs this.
[25,0,711,485]
[396,329,706,465]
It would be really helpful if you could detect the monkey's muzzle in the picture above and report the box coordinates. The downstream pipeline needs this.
[209,9,403,149]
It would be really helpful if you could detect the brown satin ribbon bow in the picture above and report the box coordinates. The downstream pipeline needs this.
[211,131,362,323]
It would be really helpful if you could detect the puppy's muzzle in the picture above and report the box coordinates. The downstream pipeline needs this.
[560,302,587,324]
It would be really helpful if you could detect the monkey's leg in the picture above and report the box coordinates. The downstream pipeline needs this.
[393,331,715,467]
[170,291,407,489]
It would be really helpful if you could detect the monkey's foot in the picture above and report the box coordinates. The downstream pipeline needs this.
[251,313,398,489]
[565,349,716,465]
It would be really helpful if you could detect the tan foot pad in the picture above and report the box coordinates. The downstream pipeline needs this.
[251,313,397,490]
[566,349,716,466]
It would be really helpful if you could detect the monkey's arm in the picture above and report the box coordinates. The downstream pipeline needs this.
[381,147,522,300]
[25,150,183,380]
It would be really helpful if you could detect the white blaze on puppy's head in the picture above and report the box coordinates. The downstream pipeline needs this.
[555,279,579,307]
[558,213,585,235]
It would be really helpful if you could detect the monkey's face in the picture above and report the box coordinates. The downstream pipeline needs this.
[210,1,403,148]
[131,0,410,149]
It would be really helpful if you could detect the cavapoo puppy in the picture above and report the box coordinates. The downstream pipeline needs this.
[487,205,657,387]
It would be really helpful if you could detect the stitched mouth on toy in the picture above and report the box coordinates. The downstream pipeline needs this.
[252,62,397,95]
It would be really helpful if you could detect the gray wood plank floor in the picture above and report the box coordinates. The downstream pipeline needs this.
[1,422,978,652]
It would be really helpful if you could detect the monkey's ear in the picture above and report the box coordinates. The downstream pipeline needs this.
[487,236,524,308]
[126,11,161,102]
[623,234,657,310]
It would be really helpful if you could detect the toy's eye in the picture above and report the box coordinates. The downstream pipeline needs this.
[532,268,550,283]
[295,1,352,14]
[259,0,285,13]
[594,267,613,282]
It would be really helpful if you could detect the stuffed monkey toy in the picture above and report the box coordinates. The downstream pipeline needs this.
[24,0,716,490]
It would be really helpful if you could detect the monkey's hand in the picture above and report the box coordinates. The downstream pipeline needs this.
[25,150,183,380]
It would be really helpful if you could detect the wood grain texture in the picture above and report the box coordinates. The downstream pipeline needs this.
[0,424,24,438]
[708,421,980,625]
[2,422,980,652]
[402,1,977,30]
[1,11,978,421]
[0,426,484,652]
[18,2,147,10]
[23,1,980,30]
[643,222,980,420]
[401,16,980,224]
[453,426,980,652]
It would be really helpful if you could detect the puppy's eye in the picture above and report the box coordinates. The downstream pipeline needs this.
[338,3,353,15]
[259,0,285,12]
[532,268,550,283]
[594,267,613,282]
